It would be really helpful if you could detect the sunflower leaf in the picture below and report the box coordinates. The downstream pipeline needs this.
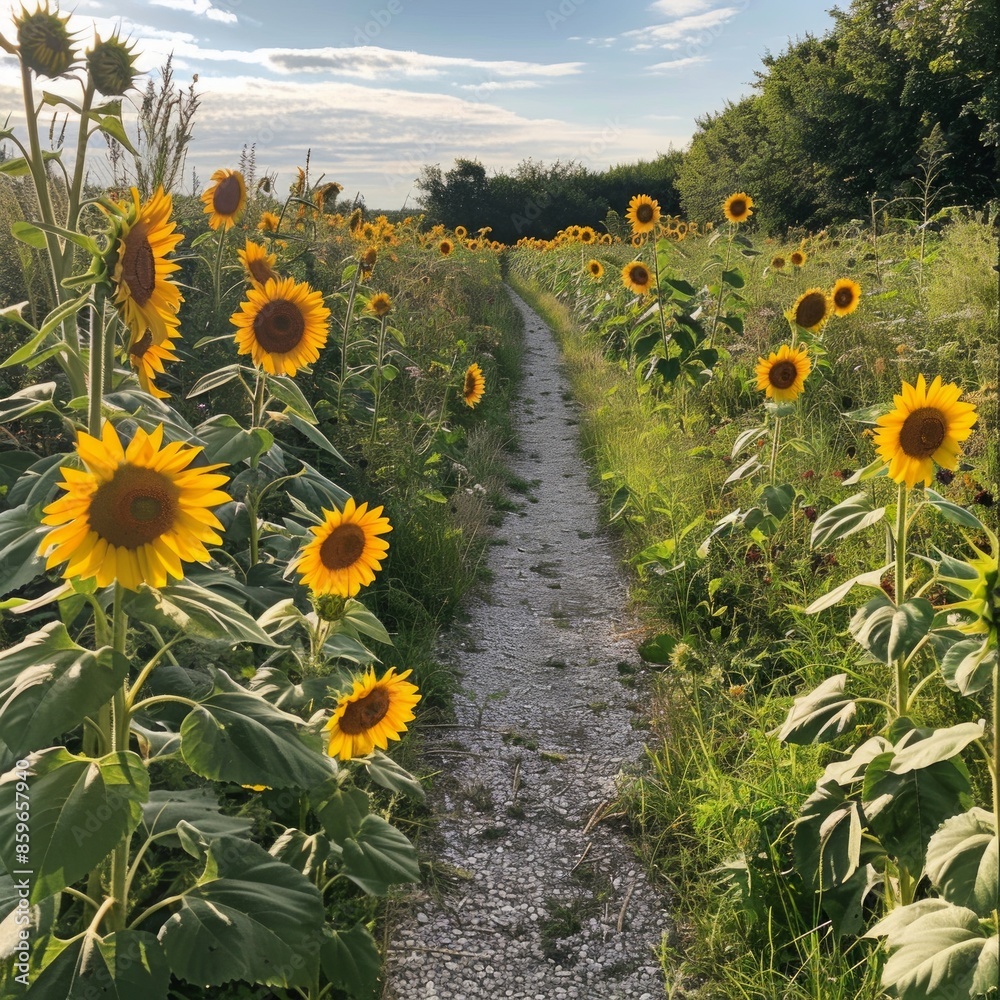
[921,490,986,531]
[810,492,886,547]
[320,923,382,1000]
[339,814,420,895]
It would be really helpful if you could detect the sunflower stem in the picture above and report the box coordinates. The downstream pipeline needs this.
[336,265,363,417]
[87,299,106,437]
[370,313,389,443]
[650,237,672,367]
[108,584,132,931]
[893,483,909,718]
[212,225,227,312]
[707,228,734,350]
[768,416,782,486]
[65,78,95,242]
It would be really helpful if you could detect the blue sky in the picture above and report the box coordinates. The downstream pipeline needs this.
[1,0,839,208]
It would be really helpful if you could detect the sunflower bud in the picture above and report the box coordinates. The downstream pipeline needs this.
[86,31,139,96]
[312,593,346,623]
[15,3,77,78]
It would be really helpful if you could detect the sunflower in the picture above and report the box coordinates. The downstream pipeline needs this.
[15,3,76,78]
[324,666,420,760]
[874,375,978,489]
[630,234,645,247]
[454,225,468,239]
[237,240,278,287]
[293,497,392,597]
[587,259,604,280]
[110,186,183,346]
[578,227,596,244]
[128,328,180,400]
[626,194,660,234]
[770,255,786,270]
[790,249,807,267]
[439,238,453,256]
[463,362,486,408]
[359,246,378,275]
[622,261,652,296]
[723,192,753,224]
[830,278,861,316]
[755,344,812,402]
[367,292,392,318]
[39,422,230,591]
[257,211,281,233]
[787,288,830,332]
[201,168,247,231]
[231,276,331,377]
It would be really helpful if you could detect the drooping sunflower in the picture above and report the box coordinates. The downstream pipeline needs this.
[324,666,421,760]
[110,187,184,346]
[231,276,331,377]
[587,259,604,280]
[770,255,787,270]
[787,288,831,332]
[128,328,180,400]
[622,261,653,296]
[723,192,753,224]
[830,278,861,316]
[201,168,247,231]
[257,211,281,233]
[463,362,486,408]
[790,249,807,267]
[293,497,392,597]
[874,375,978,489]
[439,238,454,256]
[39,422,231,591]
[367,292,392,318]
[237,240,279,287]
[626,194,660,234]
[755,344,812,402]
[359,246,378,275]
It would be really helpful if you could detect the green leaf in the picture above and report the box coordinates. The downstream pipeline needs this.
[270,827,330,878]
[92,113,137,155]
[0,503,49,597]
[140,788,254,847]
[925,808,998,916]
[794,778,866,892]
[0,382,60,423]
[777,674,857,745]
[805,565,891,615]
[850,595,934,664]
[719,314,744,334]
[186,364,244,397]
[724,455,762,485]
[0,622,130,755]
[638,633,678,664]
[721,268,745,288]
[922,489,986,530]
[0,749,148,902]
[661,276,696,296]
[266,375,318,422]
[311,777,370,844]
[340,814,420,895]
[158,836,325,988]
[196,413,274,466]
[267,410,347,463]
[123,579,278,646]
[731,425,766,460]
[320,922,382,1000]
[940,637,997,696]
[810,492,886,547]
[761,484,795,521]
[358,750,425,800]
[10,221,47,249]
[249,666,341,714]
[180,670,336,789]
[887,723,985,773]
[25,930,169,999]
[340,599,392,646]
[821,736,893,786]
[867,899,998,1000]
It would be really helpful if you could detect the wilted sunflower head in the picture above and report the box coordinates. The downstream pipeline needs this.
[622,261,652,295]
[770,255,786,270]
[367,292,392,318]
[14,2,77,78]
[830,278,861,316]
[359,246,378,273]
[86,31,139,96]
[201,168,247,231]
[723,192,753,224]
[787,288,830,332]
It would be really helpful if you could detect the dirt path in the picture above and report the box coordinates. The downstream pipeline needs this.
[385,289,667,1000]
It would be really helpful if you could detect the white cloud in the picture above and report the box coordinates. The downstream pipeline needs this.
[149,0,238,25]
[457,80,542,94]
[625,6,741,50]
[649,0,714,15]
[648,55,708,71]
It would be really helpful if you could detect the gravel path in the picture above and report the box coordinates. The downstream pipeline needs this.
[384,289,668,1000]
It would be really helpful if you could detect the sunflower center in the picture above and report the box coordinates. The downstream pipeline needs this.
[769,360,798,390]
[464,370,479,395]
[129,330,153,359]
[253,299,305,353]
[320,522,366,570]
[629,265,649,286]
[89,464,180,549]
[636,203,654,224]
[834,286,855,308]
[248,257,275,285]
[795,293,827,328]
[213,174,243,216]
[729,198,746,217]
[899,407,947,458]
[122,222,156,306]
[339,687,390,734]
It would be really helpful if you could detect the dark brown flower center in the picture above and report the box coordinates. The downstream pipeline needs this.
[729,198,746,217]
[320,522,366,570]
[834,286,855,308]
[772,257,786,269]
[89,464,179,549]
[636,203,654,224]
[581,230,594,241]
[339,687,390,734]
[440,241,452,255]
[629,265,649,286]
[768,359,798,390]
[899,407,947,458]
[795,292,827,329]
[248,256,275,285]
[122,222,156,306]
[464,369,480,397]
[791,253,804,266]
[253,299,305,353]
[129,330,153,359]
[213,174,243,216]
[590,262,600,273]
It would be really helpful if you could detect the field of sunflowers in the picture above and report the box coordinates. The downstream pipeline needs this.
[0,4,998,1000]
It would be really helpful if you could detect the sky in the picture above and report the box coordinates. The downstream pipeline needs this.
[1,0,840,209]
